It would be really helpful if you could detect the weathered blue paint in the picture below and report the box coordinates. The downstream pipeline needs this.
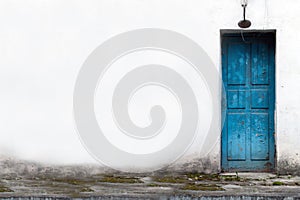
[221,32,275,172]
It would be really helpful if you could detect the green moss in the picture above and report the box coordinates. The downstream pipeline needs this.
[273,181,284,186]
[52,178,88,185]
[153,173,223,183]
[186,173,220,181]
[0,185,13,192]
[99,176,142,184]
[153,176,187,183]
[80,187,94,192]
[223,176,241,182]
[147,183,161,187]
[31,174,142,186]
[181,183,224,191]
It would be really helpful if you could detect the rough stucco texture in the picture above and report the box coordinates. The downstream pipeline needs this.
[0,0,299,173]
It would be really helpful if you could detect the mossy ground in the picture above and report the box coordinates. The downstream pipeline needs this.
[152,176,187,183]
[150,173,245,191]
[273,181,284,186]
[186,173,221,181]
[181,183,224,191]
[152,173,243,184]
[0,185,13,192]
[99,175,142,183]
[0,172,299,197]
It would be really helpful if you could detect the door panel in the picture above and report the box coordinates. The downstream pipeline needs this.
[250,113,269,160]
[227,43,249,85]
[221,32,275,172]
[251,89,269,108]
[227,90,246,109]
[251,43,269,85]
[227,114,246,161]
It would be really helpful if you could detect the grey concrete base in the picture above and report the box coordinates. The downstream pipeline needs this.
[1,173,300,199]
[1,157,300,199]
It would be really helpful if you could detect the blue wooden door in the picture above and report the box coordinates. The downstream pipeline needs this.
[221,32,275,172]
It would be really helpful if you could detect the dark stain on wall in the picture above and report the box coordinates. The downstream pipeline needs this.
[277,158,300,176]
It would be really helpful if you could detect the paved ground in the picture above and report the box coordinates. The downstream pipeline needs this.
[1,170,300,199]
[0,157,299,199]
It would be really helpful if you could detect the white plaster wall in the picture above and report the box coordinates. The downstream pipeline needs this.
[0,0,299,172]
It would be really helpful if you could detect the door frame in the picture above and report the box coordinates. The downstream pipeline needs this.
[220,29,277,172]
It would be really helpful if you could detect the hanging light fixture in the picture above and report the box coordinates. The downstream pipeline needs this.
[238,0,251,28]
